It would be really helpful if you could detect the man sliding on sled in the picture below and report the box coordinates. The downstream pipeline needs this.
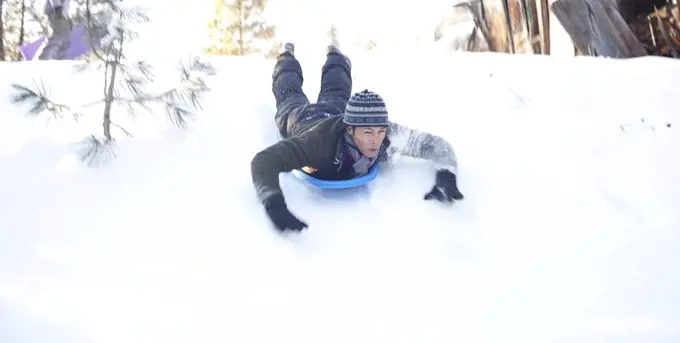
[251,42,464,233]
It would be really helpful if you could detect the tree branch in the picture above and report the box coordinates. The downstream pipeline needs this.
[10,82,81,120]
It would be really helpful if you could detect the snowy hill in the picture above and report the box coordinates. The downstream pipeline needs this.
[1,51,679,343]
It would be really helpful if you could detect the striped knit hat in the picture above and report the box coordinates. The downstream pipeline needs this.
[342,90,389,126]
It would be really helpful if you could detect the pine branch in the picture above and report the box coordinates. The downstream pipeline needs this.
[118,60,155,98]
[77,134,117,167]
[10,82,81,121]
[73,62,95,73]
[164,100,195,129]
[119,6,151,24]
[85,0,109,63]
[186,56,217,76]
[107,57,214,128]
[111,122,133,137]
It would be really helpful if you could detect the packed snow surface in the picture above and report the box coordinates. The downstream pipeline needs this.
[1,51,679,343]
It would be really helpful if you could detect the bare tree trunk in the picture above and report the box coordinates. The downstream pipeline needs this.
[237,1,244,55]
[17,0,26,59]
[1,0,6,60]
[102,62,117,141]
[102,26,126,141]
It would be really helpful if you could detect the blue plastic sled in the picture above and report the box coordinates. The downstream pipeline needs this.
[275,131,379,189]
[291,164,379,189]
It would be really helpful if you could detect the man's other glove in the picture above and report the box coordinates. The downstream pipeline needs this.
[263,193,308,232]
[424,169,464,202]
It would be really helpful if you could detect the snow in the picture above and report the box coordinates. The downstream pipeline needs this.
[1,51,679,343]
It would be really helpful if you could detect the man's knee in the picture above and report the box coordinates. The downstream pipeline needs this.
[318,52,351,108]
[321,53,351,79]
[273,55,303,82]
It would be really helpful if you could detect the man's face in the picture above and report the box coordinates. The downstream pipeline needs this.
[348,126,387,158]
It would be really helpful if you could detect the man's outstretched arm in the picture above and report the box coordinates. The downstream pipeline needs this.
[387,122,458,173]
[251,133,328,232]
[386,122,463,202]
[251,135,321,203]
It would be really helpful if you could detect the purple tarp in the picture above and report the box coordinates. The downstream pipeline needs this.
[19,24,96,60]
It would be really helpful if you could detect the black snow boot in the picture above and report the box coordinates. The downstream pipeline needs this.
[278,42,295,59]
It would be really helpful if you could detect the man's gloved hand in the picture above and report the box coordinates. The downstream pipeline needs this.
[424,169,464,202]
[263,193,308,232]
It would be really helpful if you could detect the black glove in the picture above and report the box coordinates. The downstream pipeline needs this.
[263,193,308,232]
[424,169,464,202]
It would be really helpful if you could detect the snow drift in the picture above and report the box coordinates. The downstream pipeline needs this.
[0,51,679,343]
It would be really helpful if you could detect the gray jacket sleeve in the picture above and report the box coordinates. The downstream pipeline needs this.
[387,122,458,174]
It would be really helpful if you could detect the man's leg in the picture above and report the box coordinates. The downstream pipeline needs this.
[272,43,310,138]
[316,46,352,113]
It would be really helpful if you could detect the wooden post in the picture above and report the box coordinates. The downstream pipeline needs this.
[456,0,496,51]
[502,0,517,52]
[519,0,535,53]
[550,0,647,57]
[550,0,592,54]
[535,0,551,53]
[481,0,514,52]
[594,0,648,56]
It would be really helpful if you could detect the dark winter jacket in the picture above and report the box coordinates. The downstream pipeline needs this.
[251,115,459,203]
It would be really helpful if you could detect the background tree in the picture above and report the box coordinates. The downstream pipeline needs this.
[204,0,280,57]
[9,0,216,166]
[2,0,48,60]
[1,0,5,60]
[1,0,113,60]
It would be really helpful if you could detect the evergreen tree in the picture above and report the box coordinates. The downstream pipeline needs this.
[204,0,278,57]
[10,0,216,167]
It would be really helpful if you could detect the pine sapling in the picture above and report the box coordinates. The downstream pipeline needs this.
[9,0,216,167]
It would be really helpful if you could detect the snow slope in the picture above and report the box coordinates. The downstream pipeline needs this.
[1,51,679,343]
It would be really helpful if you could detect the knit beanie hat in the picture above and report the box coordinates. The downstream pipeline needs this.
[342,90,389,126]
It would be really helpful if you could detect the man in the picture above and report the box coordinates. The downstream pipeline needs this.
[251,42,464,233]
[39,0,72,60]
